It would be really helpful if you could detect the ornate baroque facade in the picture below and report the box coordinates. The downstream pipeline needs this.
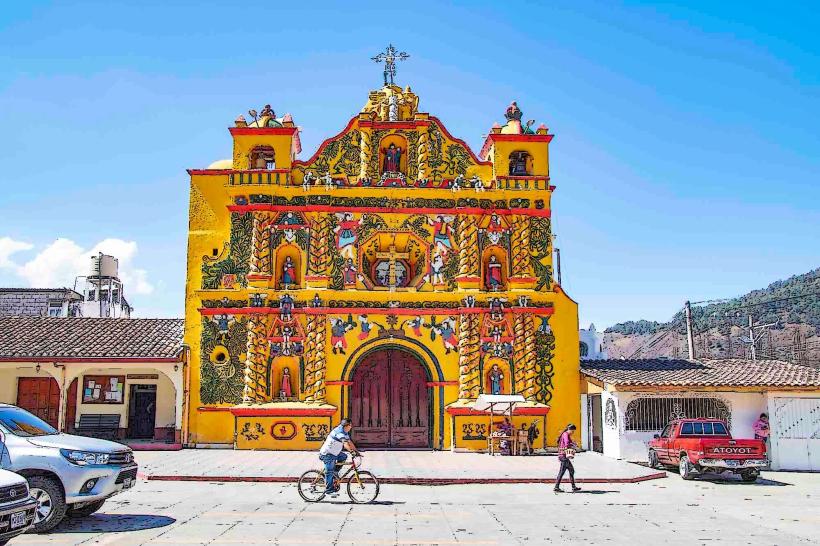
[185,78,580,450]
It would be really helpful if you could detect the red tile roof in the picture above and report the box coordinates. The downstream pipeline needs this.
[580,358,820,388]
[0,317,184,360]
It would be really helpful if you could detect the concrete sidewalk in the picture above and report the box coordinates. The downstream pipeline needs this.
[136,450,664,484]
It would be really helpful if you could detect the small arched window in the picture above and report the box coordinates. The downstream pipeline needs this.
[249,146,276,170]
[508,151,531,176]
[579,342,589,357]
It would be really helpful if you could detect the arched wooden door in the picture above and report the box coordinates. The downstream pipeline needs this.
[349,349,430,448]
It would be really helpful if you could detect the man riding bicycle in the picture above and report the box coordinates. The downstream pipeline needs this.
[318,418,358,495]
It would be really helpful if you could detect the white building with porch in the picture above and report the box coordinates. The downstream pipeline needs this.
[0,317,184,449]
[580,358,820,471]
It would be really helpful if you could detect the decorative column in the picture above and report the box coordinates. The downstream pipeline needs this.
[512,312,528,394]
[306,213,332,288]
[248,212,273,283]
[416,125,429,181]
[358,124,372,181]
[301,313,318,401]
[509,215,534,289]
[242,314,272,404]
[456,214,480,290]
[457,312,481,399]
[304,314,327,403]
[523,313,538,399]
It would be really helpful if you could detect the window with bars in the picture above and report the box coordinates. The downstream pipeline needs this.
[624,397,731,432]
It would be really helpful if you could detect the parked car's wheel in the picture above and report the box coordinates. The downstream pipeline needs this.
[678,455,695,480]
[67,499,106,518]
[740,469,759,483]
[648,450,661,469]
[27,475,67,533]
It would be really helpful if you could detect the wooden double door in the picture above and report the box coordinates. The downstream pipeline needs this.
[349,349,430,448]
[17,377,60,428]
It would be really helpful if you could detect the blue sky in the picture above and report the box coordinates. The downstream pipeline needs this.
[0,1,818,327]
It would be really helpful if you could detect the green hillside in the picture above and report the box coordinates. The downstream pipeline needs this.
[606,267,820,335]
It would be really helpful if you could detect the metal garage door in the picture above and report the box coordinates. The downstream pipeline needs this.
[771,397,820,471]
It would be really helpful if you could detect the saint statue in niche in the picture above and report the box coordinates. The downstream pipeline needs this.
[279,367,293,398]
[282,256,297,286]
[486,255,503,290]
[382,143,402,174]
[489,363,504,395]
[343,258,358,286]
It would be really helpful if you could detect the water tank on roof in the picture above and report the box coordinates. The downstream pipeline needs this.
[90,254,119,278]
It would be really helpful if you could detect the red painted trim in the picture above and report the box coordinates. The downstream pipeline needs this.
[197,406,233,413]
[229,127,298,136]
[187,169,232,176]
[227,204,551,218]
[426,381,458,387]
[326,381,353,386]
[358,121,430,130]
[230,407,337,417]
[511,307,554,315]
[303,275,330,281]
[292,117,359,167]
[446,406,551,416]
[0,357,179,363]
[200,306,556,317]
[146,473,667,485]
[486,133,554,143]
[246,274,272,281]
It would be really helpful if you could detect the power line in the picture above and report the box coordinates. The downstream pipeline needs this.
[690,291,820,309]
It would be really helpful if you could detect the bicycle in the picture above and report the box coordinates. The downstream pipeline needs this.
[297,452,380,503]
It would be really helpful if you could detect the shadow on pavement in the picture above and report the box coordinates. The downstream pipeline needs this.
[53,514,176,533]
[323,500,407,506]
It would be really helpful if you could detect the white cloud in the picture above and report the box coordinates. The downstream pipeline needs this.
[14,237,154,295]
[0,237,33,269]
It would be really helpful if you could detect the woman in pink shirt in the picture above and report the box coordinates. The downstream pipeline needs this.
[753,413,770,440]
[554,423,581,493]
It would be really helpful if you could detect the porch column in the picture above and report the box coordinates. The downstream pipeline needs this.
[56,363,67,432]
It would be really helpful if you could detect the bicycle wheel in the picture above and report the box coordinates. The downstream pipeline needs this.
[346,470,380,504]
[297,470,327,502]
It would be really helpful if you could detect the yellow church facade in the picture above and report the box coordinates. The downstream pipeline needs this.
[184,76,580,450]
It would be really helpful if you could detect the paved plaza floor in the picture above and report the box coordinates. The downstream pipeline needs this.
[136,450,663,484]
[10,470,820,545]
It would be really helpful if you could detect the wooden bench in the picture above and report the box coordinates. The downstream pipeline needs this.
[75,414,121,440]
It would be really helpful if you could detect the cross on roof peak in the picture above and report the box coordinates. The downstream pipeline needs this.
[371,44,410,87]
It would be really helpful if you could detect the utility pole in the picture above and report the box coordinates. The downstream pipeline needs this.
[748,314,756,360]
[555,248,562,286]
[744,314,778,361]
[684,301,696,360]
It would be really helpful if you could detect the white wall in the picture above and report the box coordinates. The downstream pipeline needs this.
[613,390,768,462]
[601,390,622,459]
[767,391,820,471]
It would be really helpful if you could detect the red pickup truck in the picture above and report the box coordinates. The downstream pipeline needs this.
[647,418,767,482]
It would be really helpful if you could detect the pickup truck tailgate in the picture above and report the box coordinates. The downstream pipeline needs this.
[702,438,766,457]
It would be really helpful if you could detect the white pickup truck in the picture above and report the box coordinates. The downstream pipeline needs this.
[0,468,37,545]
[0,404,137,533]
